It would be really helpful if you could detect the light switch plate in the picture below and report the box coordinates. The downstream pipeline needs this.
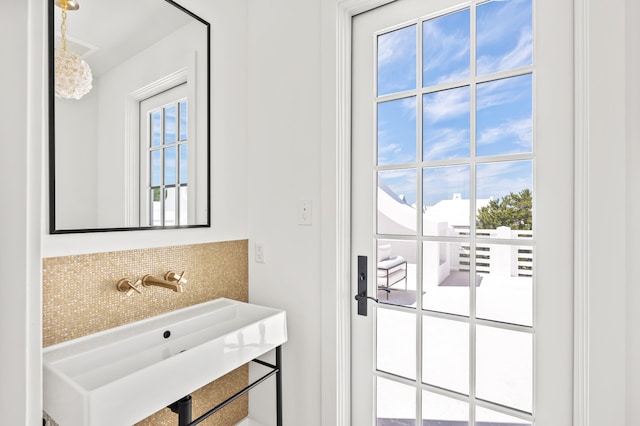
[298,200,312,225]
[255,242,265,263]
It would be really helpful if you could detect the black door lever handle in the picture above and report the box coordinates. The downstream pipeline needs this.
[354,293,378,303]
[356,255,376,316]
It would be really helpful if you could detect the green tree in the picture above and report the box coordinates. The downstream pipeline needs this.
[476,188,532,230]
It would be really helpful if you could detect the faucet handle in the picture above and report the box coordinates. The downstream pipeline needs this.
[165,270,187,284]
[126,279,143,296]
[116,278,142,296]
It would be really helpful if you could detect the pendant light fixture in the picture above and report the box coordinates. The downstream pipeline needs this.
[54,0,93,100]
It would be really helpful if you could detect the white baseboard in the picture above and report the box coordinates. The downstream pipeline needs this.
[235,417,268,426]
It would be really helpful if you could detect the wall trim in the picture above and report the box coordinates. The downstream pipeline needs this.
[335,4,351,425]
[573,0,590,424]
[124,67,189,226]
[335,1,395,425]
[27,0,45,423]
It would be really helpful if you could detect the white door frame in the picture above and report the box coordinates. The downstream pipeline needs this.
[572,1,590,423]
[333,0,590,424]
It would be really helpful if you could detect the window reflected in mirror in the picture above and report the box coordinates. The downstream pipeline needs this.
[141,84,189,227]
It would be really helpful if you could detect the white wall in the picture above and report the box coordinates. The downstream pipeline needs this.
[626,0,640,423]
[55,86,99,229]
[247,0,323,424]
[585,1,627,423]
[0,0,43,423]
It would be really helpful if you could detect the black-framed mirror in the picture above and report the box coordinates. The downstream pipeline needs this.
[48,0,210,233]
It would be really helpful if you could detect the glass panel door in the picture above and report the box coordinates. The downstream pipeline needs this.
[351,0,573,424]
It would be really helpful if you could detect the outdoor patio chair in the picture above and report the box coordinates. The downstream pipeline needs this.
[377,244,407,299]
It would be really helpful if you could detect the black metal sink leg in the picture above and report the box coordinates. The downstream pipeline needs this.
[169,394,193,426]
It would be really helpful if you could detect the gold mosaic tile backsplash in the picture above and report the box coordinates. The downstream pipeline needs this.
[42,240,249,426]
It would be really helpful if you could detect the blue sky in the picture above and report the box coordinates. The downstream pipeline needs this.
[379,169,417,207]
[378,25,416,96]
[376,0,533,210]
[375,161,533,208]
[420,160,532,207]
[378,97,416,165]
[151,111,161,147]
[476,160,532,201]
[423,165,470,206]
[164,146,176,185]
[477,0,532,75]
[179,101,187,141]
[423,8,470,87]
[477,74,532,157]
[423,85,470,161]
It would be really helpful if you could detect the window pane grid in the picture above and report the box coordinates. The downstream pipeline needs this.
[375,367,534,423]
[374,0,534,423]
[146,98,188,226]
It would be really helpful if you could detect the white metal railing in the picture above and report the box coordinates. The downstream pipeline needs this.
[453,227,533,277]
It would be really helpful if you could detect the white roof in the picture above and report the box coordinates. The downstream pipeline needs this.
[424,197,491,228]
[378,187,491,231]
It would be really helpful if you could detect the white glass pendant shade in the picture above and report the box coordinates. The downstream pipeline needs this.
[54,48,93,100]
[54,0,92,99]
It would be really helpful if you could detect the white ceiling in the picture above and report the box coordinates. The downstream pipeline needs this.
[53,0,193,76]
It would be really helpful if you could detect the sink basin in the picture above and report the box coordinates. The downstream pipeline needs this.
[43,298,287,426]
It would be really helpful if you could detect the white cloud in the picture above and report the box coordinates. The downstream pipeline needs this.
[477,117,532,150]
[424,127,469,161]
[423,19,469,69]
[378,26,415,68]
[379,97,416,117]
[377,137,414,164]
[433,68,471,86]
[377,141,401,155]
[477,27,532,75]
[477,0,531,47]
[476,74,530,111]
[423,165,471,203]
[476,160,532,199]
[379,169,417,204]
[498,28,533,70]
[423,87,470,123]
[377,97,417,164]
[401,97,417,118]
[377,27,417,94]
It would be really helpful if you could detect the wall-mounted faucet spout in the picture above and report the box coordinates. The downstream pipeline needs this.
[142,274,184,293]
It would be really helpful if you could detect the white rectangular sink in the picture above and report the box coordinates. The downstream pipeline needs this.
[43,298,287,426]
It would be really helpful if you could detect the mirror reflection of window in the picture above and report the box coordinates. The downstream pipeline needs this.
[139,83,188,227]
